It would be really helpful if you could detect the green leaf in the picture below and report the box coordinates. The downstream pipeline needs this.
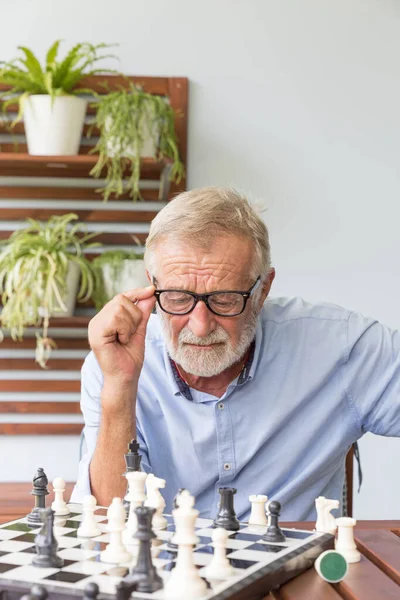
[45,40,61,70]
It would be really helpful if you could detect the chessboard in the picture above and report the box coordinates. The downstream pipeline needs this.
[0,503,334,600]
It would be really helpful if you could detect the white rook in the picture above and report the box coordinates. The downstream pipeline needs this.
[335,517,361,563]
[248,494,268,526]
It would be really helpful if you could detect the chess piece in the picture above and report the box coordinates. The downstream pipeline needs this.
[167,488,187,550]
[32,508,64,568]
[101,498,131,564]
[145,473,167,529]
[315,496,339,535]
[213,487,240,531]
[248,494,268,526]
[51,477,70,516]
[27,468,49,527]
[123,470,147,547]
[164,490,207,599]
[314,549,348,582]
[77,495,101,538]
[21,584,48,600]
[83,582,100,600]
[263,500,286,543]
[122,506,163,594]
[204,527,234,579]
[123,439,142,516]
[335,517,361,563]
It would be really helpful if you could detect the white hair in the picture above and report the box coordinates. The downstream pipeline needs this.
[145,187,272,287]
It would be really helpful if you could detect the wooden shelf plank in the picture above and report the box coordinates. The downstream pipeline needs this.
[0,401,80,414]
[0,338,89,350]
[0,423,82,435]
[0,381,81,392]
[0,207,159,222]
[0,153,168,179]
[0,186,161,201]
[0,230,147,245]
[0,358,85,370]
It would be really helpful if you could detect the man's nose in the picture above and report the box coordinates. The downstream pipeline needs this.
[187,300,216,337]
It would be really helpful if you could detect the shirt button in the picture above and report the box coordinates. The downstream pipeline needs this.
[223,463,231,471]
[217,402,225,410]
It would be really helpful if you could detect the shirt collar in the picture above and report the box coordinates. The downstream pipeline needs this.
[163,315,264,401]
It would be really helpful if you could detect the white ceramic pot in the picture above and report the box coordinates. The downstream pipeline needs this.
[39,261,81,318]
[102,259,148,300]
[23,95,87,155]
[105,116,157,158]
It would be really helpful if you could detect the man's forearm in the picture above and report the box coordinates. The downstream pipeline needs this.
[89,382,136,506]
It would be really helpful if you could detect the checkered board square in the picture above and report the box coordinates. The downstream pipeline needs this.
[0,503,334,600]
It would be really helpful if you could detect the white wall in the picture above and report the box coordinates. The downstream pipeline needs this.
[1,0,399,518]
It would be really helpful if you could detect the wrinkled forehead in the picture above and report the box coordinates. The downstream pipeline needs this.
[150,234,257,289]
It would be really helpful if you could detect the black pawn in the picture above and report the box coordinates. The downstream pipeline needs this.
[167,488,187,551]
[32,508,64,568]
[21,584,48,600]
[123,506,163,594]
[83,582,99,600]
[213,487,240,531]
[27,468,49,527]
[263,500,286,543]
[123,439,142,516]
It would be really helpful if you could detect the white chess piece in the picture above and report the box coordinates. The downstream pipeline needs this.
[315,496,339,535]
[77,495,101,538]
[204,527,234,579]
[248,494,268,526]
[335,517,360,563]
[164,490,207,599]
[101,498,131,564]
[145,473,167,529]
[51,477,70,516]
[122,471,147,546]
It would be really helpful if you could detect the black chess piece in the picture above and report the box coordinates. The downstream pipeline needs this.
[21,584,48,600]
[123,439,142,516]
[167,488,187,551]
[32,508,64,568]
[213,487,240,531]
[116,580,138,600]
[83,582,100,600]
[27,468,49,527]
[122,506,163,594]
[263,500,286,543]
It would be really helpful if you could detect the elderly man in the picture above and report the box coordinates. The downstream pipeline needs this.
[71,187,400,520]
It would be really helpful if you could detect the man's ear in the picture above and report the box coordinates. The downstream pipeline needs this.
[259,268,276,305]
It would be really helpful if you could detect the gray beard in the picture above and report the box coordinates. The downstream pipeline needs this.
[158,307,258,377]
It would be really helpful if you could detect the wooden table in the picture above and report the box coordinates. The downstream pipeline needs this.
[1,484,399,599]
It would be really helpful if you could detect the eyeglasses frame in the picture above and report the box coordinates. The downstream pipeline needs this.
[153,276,261,317]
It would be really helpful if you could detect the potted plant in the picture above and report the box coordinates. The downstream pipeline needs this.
[89,82,185,200]
[0,214,100,368]
[92,247,148,310]
[0,40,116,155]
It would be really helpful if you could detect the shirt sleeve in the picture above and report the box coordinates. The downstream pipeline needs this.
[69,351,152,503]
[344,311,400,436]
[69,351,103,503]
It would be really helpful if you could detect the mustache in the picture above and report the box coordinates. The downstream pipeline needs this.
[178,326,229,346]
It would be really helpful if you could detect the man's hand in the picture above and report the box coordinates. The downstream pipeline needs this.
[88,285,156,389]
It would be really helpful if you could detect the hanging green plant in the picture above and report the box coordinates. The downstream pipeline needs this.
[0,214,100,368]
[89,83,185,200]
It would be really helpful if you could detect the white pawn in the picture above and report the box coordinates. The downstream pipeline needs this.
[204,527,234,579]
[51,477,70,516]
[248,494,268,526]
[164,490,207,599]
[335,517,361,563]
[101,498,131,564]
[145,474,167,529]
[122,471,147,546]
[77,495,101,538]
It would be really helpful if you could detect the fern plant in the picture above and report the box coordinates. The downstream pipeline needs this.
[0,40,117,122]
[89,83,185,200]
[0,214,100,368]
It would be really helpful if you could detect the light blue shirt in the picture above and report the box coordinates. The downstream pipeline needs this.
[71,297,400,520]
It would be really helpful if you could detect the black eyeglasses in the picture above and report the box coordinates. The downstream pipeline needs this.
[154,277,261,317]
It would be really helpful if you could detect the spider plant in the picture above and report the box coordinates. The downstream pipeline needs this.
[0,214,100,368]
[89,83,185,200]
